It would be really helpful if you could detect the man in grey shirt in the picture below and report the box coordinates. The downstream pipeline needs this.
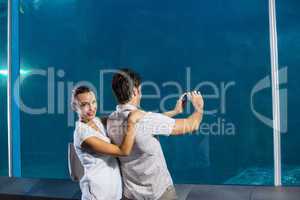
[107,68,204,200]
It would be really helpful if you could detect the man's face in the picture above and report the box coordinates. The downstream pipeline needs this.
[75,92,97,120]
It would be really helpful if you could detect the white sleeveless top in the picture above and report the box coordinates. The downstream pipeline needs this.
[73,117,122,200]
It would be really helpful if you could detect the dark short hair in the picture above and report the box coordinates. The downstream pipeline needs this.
[71,85,92,111]
[112,68,142,104]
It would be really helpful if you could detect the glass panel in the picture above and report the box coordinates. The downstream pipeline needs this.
[0,0,8,176]
[152,0,274,185]
[277,0,300,186]
[20,1,80,178]
[20,0,274,184]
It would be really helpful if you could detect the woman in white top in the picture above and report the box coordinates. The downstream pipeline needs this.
[71,85,145,200]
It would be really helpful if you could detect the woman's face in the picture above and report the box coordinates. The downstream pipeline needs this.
[75,91,97,121]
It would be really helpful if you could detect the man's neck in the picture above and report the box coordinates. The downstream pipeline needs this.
[126,99,139,107]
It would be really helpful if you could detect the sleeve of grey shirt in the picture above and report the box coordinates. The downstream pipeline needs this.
[136,112,175,136]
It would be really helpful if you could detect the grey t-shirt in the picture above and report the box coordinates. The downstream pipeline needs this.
[107,104,175,200]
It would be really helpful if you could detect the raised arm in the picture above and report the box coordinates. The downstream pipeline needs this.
[82,110,146,157]
[171,91,204,135]
[163,99,183,117]
[163,94,185,117]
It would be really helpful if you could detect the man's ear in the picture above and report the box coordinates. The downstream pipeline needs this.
[132,87,139,97]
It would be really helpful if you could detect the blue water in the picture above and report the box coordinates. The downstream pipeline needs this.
[0,0,299,186]
[225,166,300,185]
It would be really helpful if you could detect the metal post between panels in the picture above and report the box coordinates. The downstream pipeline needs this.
[269,0,282,186]
[7,0,21,177]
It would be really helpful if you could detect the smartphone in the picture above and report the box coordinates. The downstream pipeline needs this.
[182,94,188,108]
